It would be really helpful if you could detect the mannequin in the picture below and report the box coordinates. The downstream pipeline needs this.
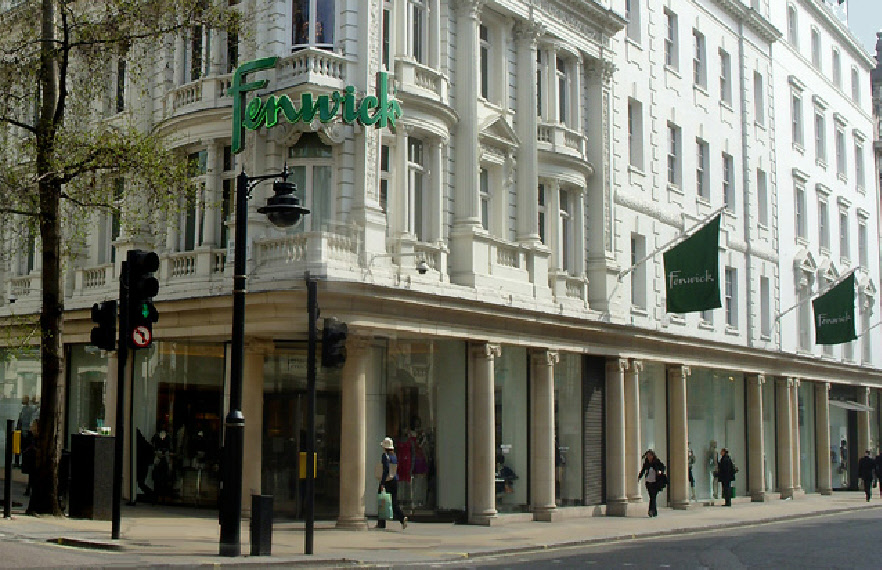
[688,444,696,500]
[706,440,719,499]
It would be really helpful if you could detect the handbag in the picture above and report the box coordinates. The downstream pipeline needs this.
[377,490,393,521]
[657,473,668,489]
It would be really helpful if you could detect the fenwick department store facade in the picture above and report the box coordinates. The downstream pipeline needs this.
[1,0,881,526]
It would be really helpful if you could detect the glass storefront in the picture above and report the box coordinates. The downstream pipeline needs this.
[798,381,817,492]
[368,339,466,518]
[554,352,583,506]
[494,346,528,512]
[687,368,746,501]
[640,363,667,503]
[0,348,41,463]
[131,342,225,506]
[263,342,341,519]
[762,379,777,492]
[828,384,862,490]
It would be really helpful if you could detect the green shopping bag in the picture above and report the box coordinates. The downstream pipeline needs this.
[378,490,393,521]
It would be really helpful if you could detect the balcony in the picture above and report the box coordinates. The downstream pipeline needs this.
[537,122,587,160]
[394,58,449,104]
[274,48,348,92]
[163,74,234,121]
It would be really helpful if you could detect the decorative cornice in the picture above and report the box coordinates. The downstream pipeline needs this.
[708,0,782,45]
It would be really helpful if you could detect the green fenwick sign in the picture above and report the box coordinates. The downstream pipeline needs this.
[229,57,402,154]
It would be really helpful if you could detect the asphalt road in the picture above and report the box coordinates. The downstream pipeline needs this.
[415,509,881,569]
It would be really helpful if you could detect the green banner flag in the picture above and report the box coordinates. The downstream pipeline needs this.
[813,272,857,345]
[664,214,722,314]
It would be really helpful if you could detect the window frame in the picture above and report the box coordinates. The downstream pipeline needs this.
[693,29,706,88]
[719,49,732,105]
[291,0,337,51]
[664,9,678,71]
[724,267,737,328]
[696,138,709,199]
[667,122,681,187]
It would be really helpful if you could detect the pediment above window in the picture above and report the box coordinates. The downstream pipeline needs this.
[478,114,520,152]
[817,257,839,283]
[793,247,817,278]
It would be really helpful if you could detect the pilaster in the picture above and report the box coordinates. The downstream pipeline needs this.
[468,342,500,524]
[337,336,373,529]
[530,349,558,521]
[746,374,767,501]
[667,364,691,510]
[777,377,795,499]
[605,358,628,516]
[816,382,833,495]
[242,339,273,514]
[624,360,643,506]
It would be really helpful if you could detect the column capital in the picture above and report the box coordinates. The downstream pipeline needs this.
[471,342,501,360]
[629,359,643,374]
[513,19,545,45]
[531,348,559,366]
[666,364,691,380]
[585,58,616,83]
[244,338,275,356]
[746,373,766,386]
[454,0,485,19]
[607,357,629,374]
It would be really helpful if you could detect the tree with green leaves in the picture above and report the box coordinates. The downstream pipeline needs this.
[0,0,239,515]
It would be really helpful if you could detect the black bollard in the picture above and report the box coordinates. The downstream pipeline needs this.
[4,419,12,518]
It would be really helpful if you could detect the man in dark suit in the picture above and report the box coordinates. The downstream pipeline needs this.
[859,450,876,502]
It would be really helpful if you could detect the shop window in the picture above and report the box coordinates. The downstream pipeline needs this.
[554,353,584,506]
[292,0,336,50]
[494,347,528,513]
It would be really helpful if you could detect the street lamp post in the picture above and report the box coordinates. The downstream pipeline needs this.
[219,170,307,557]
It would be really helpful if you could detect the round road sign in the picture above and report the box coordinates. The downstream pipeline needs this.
[131,325,152,348]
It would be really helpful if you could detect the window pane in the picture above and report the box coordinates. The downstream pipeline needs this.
[293,0,310,45]
[316,0,335,45]
[313,165,332,229]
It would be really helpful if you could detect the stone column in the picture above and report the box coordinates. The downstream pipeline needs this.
[242,340,272,513]
[468,342,500,524]
[513,20,542,244]
[858,386,871,458]
[429,139,446,243]
[530,349,558,521]
[667,365,690,510]
[777,378,795,499]
[746,374,766,501]
[452,0,483,228]
[816,382,833,495]
[605,358,628,516]
[790,379,802,494]
[337,336,372,529]
[200,142,219,248]
[624,360,643,506]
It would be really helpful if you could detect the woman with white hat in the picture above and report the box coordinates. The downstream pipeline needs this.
[377,437,408,529]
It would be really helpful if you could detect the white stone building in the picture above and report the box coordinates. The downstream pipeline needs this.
[0,0,880,526]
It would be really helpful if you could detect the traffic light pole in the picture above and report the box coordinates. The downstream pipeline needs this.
[112,261,130,540]
[305,274,317,554]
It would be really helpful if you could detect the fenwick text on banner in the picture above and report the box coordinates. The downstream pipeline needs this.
[813,272,857,345]
[663,213,723,314]
[229,57,403,154]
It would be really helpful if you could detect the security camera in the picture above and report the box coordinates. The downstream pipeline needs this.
[415,259,429,275]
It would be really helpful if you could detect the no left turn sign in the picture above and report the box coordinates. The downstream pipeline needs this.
[131,325,152,348]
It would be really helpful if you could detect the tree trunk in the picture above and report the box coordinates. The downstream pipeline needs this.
[28,0,62,516]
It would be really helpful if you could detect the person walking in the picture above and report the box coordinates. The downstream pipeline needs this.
[875,450,882,499]
[637,449,666,517]
[717,448,737,507]
[377,437,407,529]
[858,450,876,502]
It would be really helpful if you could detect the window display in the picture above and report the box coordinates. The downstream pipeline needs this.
[494,347,528,512]
[554,353,583,506]
[798,381,817,492]
[131,342,225,507]
[640,363,667,504]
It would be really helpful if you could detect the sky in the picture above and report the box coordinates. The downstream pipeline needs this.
[842,0,881,57]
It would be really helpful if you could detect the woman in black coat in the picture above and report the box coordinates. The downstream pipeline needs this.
[717,448,737,506]
[638,449,666,517]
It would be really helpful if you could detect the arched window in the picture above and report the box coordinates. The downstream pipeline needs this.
[292,0,336,50]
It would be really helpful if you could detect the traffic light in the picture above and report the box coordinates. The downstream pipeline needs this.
[321,318,348,368]
[126,249,160,348]
[90,300,117,352]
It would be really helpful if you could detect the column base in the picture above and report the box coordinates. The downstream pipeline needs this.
[605,499,629,517]
[468,512,498,526]
[671,499,691,510]
[335,517,369,530]
[750,491,778,502]
[819,487,834,495]
[779,487,796,499]
[532,507,558,522]
[790,488,807,499]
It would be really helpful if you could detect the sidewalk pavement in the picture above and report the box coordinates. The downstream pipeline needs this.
[2,473,880,567]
